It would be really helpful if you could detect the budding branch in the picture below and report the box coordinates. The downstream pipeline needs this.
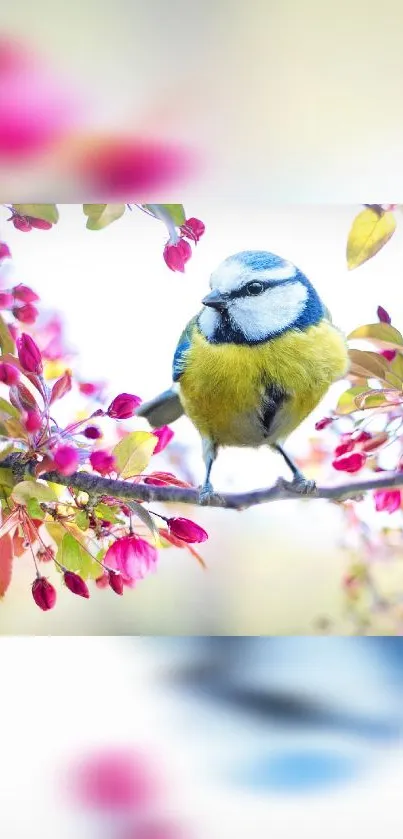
[2,454,403,510]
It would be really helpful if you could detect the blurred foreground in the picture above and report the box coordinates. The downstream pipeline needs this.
[1,637,403,838]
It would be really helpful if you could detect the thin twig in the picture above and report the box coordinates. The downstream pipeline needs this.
[2,455,403,510]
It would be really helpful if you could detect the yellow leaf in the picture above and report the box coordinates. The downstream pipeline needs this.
[347,208,396,270]
[11,480,58,506]
[0,313,15,355]
[12,204,59,223]
[83,204,125,230]
[336,386,370,415]
[113,431,157,479]
[348,322,403,348]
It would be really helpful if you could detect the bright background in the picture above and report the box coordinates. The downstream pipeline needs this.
[1,204,403,634]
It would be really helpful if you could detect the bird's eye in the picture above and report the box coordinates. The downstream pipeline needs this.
[246,281,265,296]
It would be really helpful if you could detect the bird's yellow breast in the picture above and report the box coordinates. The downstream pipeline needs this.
[179,320,349,446]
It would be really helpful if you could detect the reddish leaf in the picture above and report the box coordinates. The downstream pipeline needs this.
[143,471,193,488]
[0,533,13,596]
[50,370,72,405]
[12,530,25,557]
[35,455,55,477]
[0,509,20,539]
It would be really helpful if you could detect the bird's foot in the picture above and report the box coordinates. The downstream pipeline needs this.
[276,474,317,497]
[198,481,225,506]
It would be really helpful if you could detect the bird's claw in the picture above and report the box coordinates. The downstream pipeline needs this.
[198,482,225,506]
[276,475,317,497]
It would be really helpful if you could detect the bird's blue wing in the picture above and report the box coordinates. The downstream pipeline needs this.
[172,317,197,382]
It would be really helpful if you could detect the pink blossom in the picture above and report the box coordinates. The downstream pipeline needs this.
[374,489,401,514]
[107,392,142,419]
[163,238,192,272]
[13,302,38,323]
[32,577,56,611]
[63,571,90,598]
[315,416,333,431]
[332,451,366,473]
[377,305,391,324]
[90,450,116,476]
[24,411,42,432]
[12,284,39,303]
[180,217,205,243]
[168,517,208,544]
[104,535,158,587]
[0,292,13,309]
[0,242,11,260]
[0,362,20,386]
[152,425,174,454]
[53,444,79,476]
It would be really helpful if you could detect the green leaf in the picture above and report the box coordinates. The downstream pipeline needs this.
[0,398,19,420]
[0,467,15,488]
[11,480,58,506]
[75,510,90,531]
[12,204,59,223]
[144,204,186,226]
[348,322,403,348]
[356,390,400,410]
[83,204,126,230]
[126,501,160,546]
[26,498,45,520]
[347,208,396,270]
[336,386,370,415]
[94,502,120,523]
[112,431,157,479]
[43,521,65,547]
[0,314,15,355]
[56,531,100,579]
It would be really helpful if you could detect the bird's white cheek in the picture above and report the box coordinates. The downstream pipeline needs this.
[199,307,220,339]
[234,283,308,341]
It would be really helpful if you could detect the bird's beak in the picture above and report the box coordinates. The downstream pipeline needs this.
[202,289,228,310]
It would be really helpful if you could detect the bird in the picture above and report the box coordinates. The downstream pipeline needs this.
[136,250,349,502]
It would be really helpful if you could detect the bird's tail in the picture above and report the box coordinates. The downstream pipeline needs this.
[135,387,184,428]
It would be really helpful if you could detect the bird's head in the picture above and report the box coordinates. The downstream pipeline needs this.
[198,251,324,344]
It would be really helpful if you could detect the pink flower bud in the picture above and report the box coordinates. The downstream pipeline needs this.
[90,450,116,475]
[353,430,372,444]
[0,362,20,385]
[315,416,333,431]
[53,444,79,476]
[374,489,401,514]
[12,216,32,232]
[163,238,192,272]
[26,216,52,230]
[381,349,396,361]
[95,572,110,589]
[334,439,355,458]
[32,576,57,610]
[332,451,366,473]
[377,305,391,324]
[13,302,38,324]
[109,570,124,595]
[63,571,90,598]
[83,425,102,439]
[180,217,205,243]
[168,517,208,543]
[152,425,174,454]
[70,748,158,810]
[17,333,43,373]
[0,292,13,309]
[12,283,40,303]
[104,535,158,586]
[24,410,42,432]
[107,392,142,419]
[0,242,11,260]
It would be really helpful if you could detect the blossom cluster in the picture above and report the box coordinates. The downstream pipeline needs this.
[0,227,208,611]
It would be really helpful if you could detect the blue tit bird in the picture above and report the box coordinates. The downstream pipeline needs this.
[136,251,349,501]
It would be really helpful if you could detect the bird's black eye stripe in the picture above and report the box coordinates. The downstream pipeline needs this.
[229,280,274,300]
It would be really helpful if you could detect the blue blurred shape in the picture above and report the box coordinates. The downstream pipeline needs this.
[233,748,362,793]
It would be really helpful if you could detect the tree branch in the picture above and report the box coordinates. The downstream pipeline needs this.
[2,455,403,510]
